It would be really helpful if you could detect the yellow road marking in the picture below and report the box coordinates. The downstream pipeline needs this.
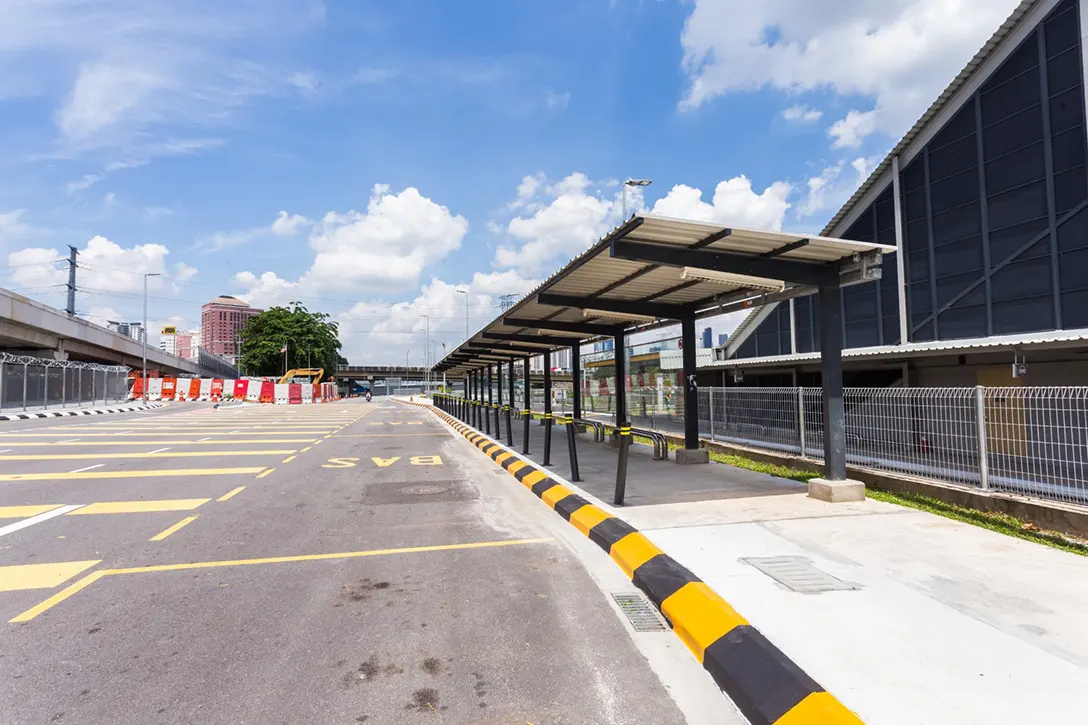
[0,504,63,519]
[371,456,400,467]
[0,450,296,461]
[281,455,296,463]
[71,499,210,515]
[312,440,323,445]
[217,486,246,502]
[256,468,275,478]
[300,446,312,452]
[0,467,266,482]
[334,433,448,437]
[11,537,552,622]
[149,516,198,541]
[0,432,326,438]
[0,439,320,447]
[0,560,101,592]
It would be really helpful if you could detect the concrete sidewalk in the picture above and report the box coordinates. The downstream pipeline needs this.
[0,401,162,421]
[463,413,1088,724]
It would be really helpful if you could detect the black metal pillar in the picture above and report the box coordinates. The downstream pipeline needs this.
[570,342,582,421]
[819,285,847,481]
[522,357,531,454]
[613,327,630,506]
[543,350,553,465]
[680,315,699,450]
[506,359,515,446]
[495,363,503,437]
[472,371,480,428]
[485,366,493,435]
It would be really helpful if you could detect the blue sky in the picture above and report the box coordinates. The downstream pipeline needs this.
[0,0,1020,364]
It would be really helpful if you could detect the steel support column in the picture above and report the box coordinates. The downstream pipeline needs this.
[485,366,492,435]
[819,284,847,481]
[494,363,502,435]
[543,350,552,466]
[522,357,531,454]
[680,316,699,450]
[614,328,627,429]
[570,342,582,421]
[506,359,515,446]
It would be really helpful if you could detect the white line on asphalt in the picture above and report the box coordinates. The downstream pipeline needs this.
[148,447,171,454]
[0,504,84,538]
[68,464,105,473]
[0,449,9,453]
[197,437,211,442]
[59,438,80,443]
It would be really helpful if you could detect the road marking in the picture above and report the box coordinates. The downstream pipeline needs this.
[0,467,267,482]
[69,464,104,473]
[71,499,210,515]
[217,486,246,502]
[0,432,327,438]
[149,516,198,541]
[281,455,296,463]
[0,505,64,519]
[322,457,359,468]
[300,446,312,453]
[335,433,448,437]
[0,560,101,592]
[0,439,320,447]
[148,447,171,454]
[410,455,442,466]
[0,505,85,538]
[198,437,211,442]
[372,456,400,467]
[0,450,296,462]
[59,438,80,443]
[312,439,323,445]
[256,468,274,479]
[10,570,110,621]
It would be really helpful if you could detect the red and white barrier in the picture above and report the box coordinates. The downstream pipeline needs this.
[130,377,340,404]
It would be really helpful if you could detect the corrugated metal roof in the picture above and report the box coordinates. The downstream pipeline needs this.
[435,215,892,375]
[708,328,1088,369]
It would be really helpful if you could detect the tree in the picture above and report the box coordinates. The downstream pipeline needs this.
[238,302,342,377]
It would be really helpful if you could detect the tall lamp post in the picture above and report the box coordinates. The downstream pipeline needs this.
[142,272,161,402]
[622,178,652,219]
[419,314,430,393]
[455,288,469,343]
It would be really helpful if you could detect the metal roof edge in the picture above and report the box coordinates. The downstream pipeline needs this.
[820,0,1040,238]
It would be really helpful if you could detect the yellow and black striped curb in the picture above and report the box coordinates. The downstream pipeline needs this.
[399,398,863,725]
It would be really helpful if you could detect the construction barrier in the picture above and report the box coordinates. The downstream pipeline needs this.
[129,376,339,404]
[210,379,224,401]
[147,378,163,401]
[288,383,302,405]
[186,379,201,401]
[300,383,314,404]
[273,383,290,405]
[260,381,276,403]
[234,379,249,399]
[161,378,176,401]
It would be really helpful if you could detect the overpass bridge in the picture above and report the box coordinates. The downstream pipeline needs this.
[0,288,236,377]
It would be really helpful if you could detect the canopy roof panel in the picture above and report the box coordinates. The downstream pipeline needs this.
[434,215,894,376]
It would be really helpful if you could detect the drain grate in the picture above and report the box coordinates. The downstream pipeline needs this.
[611,592,668,632]
[741,556,857,593]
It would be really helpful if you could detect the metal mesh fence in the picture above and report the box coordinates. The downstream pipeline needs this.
[0,354,129,412]
[687,386,1088,508]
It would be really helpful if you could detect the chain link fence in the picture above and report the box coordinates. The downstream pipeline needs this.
[0,353,129,412]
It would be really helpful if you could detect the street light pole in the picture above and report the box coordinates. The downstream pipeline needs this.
[622,178,653,220]
[142,272,161,402]
[420,314,430,393]
[456,288,469,343]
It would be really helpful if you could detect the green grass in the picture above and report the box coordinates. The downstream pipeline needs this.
[695,443,1088,556]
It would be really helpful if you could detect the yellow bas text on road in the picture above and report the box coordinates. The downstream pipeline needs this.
[10,537,552,623]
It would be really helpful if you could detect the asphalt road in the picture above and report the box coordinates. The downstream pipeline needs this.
[0,399,731,724]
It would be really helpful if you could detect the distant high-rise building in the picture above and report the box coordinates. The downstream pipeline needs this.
[107,320,145,343]
[201,296,261,363]
[701,327,712,349]
[718,333,728,346]
[160,329,201,360]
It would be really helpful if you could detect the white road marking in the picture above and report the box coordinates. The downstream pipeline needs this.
[68,464,105,473]
[0,449,10,454]
[148,447,171,454]
[197,437,211,442]
[0,504,84,538]
[59,438,81,443]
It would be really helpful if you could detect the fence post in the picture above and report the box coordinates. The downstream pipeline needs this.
[78,368,83,405]
[43,367,49,410]
[798,388,806,457]
[708,389,715,441]
[975,385,989,491]
[0,360,4,413]
[22,363,28,411]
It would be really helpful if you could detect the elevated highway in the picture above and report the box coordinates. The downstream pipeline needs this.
[0,288,236,377]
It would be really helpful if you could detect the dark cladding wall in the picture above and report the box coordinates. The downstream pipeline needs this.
[735,0,1088,360]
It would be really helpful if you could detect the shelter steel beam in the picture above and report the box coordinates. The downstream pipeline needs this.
[502,318,620,337]
[483,332,582,347]
[819,284,847,481]
[680,315,699,450]
[610,239,839,288]
[537,293,688,321]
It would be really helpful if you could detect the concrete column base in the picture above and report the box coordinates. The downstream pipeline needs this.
[807,478,866,503]
[674,448,709,465]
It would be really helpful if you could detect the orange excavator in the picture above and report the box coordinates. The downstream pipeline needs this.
[278,368,324,384]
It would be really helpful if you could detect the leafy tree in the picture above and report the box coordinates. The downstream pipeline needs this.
[238,302,342,377]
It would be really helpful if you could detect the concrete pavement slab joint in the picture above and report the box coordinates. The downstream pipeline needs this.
[406,398,865,725]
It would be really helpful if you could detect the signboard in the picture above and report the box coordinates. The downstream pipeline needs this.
[162,326,177,335]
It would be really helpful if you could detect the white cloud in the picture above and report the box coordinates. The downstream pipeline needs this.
[353,67,399,85]
[65,173,102,194]
[144,206,175,219]
[545,90,571,109]
[0,210,33,243]
[829,109,877,149]
[680,0,1020,143]
[795,155,880,218]
[270,210,312,236]
[782,104,822,123]
[231,270,302,309]
[82,305,124,329]
[650,176,793,230]
[797,162,844,218]
[287,71,319,94]
[494,172,620,275]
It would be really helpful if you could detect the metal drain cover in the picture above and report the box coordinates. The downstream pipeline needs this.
[400,484,449,495]
[611,593,668,632]
[741,556,857,593]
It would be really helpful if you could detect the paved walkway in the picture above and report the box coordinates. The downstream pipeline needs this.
[462,411,1088,724]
